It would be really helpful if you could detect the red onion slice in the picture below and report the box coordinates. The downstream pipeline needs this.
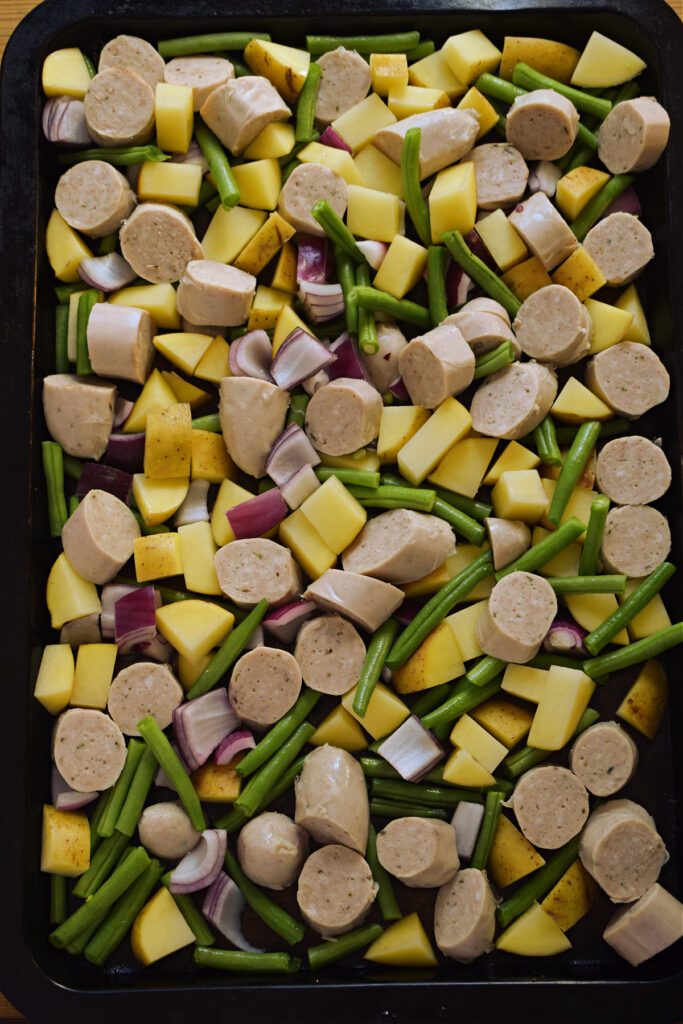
[169,829,227,894]
[387,376,410,401]
[318,126,353,154]
[174,478,210,526]
[356,240,388,271]
[543,619,587,655]
[114,586,158,653]
[104,432,146,473]
[451,801,485,862]
[60,612,102,647]
[135,630,175,663]
[445,262,474,308]
[245,624,264,650]
[465,227,496,270]
[101,583,141,638]
[279,464,320,509]
[228,329,274,382]
[263,600,316,644]
[215,728,256,765]
[43,96,92,147]
[266,423,320,487]
[76,461,133,505]
[377,715,444,782]
[270,328,336,390]
[51,766,99,811]
[604,185,642,219]
[226,488,288,540]
[78,253,137,292]
[173,688,241,772]
[113,397,134,429]
[297,235,333,283]
[528,160,562,198]
[327,333,372,382]
[394,598,426,626]
[202,871,264,953]
[298,281,345,323]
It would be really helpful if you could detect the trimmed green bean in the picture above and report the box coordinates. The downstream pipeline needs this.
[59,145,169,167]
[442,230,522,318]
[314,316,345,340]
[370,799,449,820]
[429,496,484,544]
[82,52,96,77]
[306,32,420,55]
[312,199,368,263]
[353,619,400,717]
[533,416,563,467]
[237,689,320,777]
[68,495,80,515]
[84,859,164,965]
[613,80,641,105]
[335,245,358,335]
[277,135,319,167]
[547,421,601,526]
[145,582,243,621]
[50,874,67,925]
[470,790,505,871]
[578,494,611,576]
[286,393,310,429]
[315,466,380,488]
[158,32,271,58]
[191,413,221,432]
[422,677,503,730]
[350,285,432,329]
[410,682,452,718]
[72,830,129,900]
[137,716,206,831]
[495,517,586,580]
[584,563,675,656]
[402,127,431,246]
[224,846,305,945]
[371,779,483,807]
[187,599,269,699]
[309,923,384,969]
[496,836,581,929]
[527,653,583,670]
[555,418,629,445]
[89,790,112,854]
[114,745,158,838]
[281,157,300,184]
[195,118,240,209]
[41,441,68,537]
[295,62,322,143]
[472,340,516,380]
[512,63,612,119]
[348,483,435,512]
[195,946,300,972]
[356,263,379,354]
[431,719,452,745]
[565,143,596,173]
[76,290,98,375]
[465,656,506,688]
[570,174,634,240]
[215,754,307,831]
[366,823,402,921]
[235,723,315,817]
[501,708,600,779]
[405,40,436,62]
[584,621,683,680]
[546,575,626,595]
[98,230,118,255]
[97,739,145,838]
[427,245,448,326]
[475,73,525,105]
[166,890,216,947]
[55,282,86,303]
[54,304,69,372]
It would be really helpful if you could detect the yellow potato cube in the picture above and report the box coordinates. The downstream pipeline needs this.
[457,86,500,137]
[564,592,629,644]
[614,284,651,344]
[153,331,212,375]
[346,185,402,244]
[551,377,613,423]
[441,747,496,787]
[278,508,337,580]
[620,579,671,641]
[243,39,310,104]
[144,403,193,479]
[429,162,477,243]
[273,305,311,355]
[109,283,180,329]
[34,644,75,715]
[131,887,195,965]
[475,210,528,272]
[393,621,465,694]
[449,714,508,772]
[377,406,430,464]
[540,479,596,538]
[42,48,91,97]
[499,37,580,83]
[70,644,117,710]
[156,599,234,661]
[373,235,428,299]
[178,521,221,595]
[428,437,498,498]
[191,430,234,483]
[45,209,93,283]
[409,48,466,100]
[398,397,472,485]
[192,755,243,802]
[443,30,502,85]
[194,335,231,383]
[342,682,410,739]
[247,284,294,331]
[541,859,597,932]
[137,162,202,205]
[370,53,409,96]
[555,166,610,221]
[270,241,298,293]
[445,600,487,661]
[211,479,255,546]
[472,698,534,748]
[570,31,646,87]
[124,369,178,434]
[492,469,548,523]
[353,144,403,198]
[133,474,189,527]
[488,814,546,887]
[332,94,396,152]
[41,805,90,877]
[310,705,367,752]
[155,82,193,153]
[403,562,451,598]
[482,440,540,485]
[496,902,572,956]
[319,449,381,473]
[388,84,449,119]
[527,666,595,750]
[296,141,365,186]
[501,663,548,703]
[231,159,282,211]
[447,546,494,601]
[616,659,667,739]
[585,298,634,354]
[243,121,296,160]
[299,476,366,554]
[134,533,184,582]
[233,211,295,275]
[201,205,267,264]
[177,650,214,692]
[162,372,211,410]
[501,255,553,301]
[532,526,581,577]
[46,553,102,630]
[551,246,606,301]
[365,912,437,967]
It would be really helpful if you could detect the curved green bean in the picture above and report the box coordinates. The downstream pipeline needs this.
[465,656,506,688]
[84,859,164,965]
[353,618,400,716]
[431,497,486,544]
[191,413,221,432]
[533,416,563,467]
[335,244,359,335]
[316,467,380,488]
[234,723,315,817]
[356,263,379,354]
[578,494,611,576]
[584,567,677,656]
[442,230,522,318]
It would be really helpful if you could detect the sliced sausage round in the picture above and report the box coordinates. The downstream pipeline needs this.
[294,744,369,854]
[569,721,639,797]
[228,647,302,730]
[360,323,408,392]
[579,799,669,903]
[595,437,671,505]
[585,341,670,418]
[597,97,671,175]
[164,56,235,110]
[278,163,348,237]
[376,817,459,888]
[509,765,589,849]
[314,47,372,123]
[513,285,592,366]
[294,614,366,696]
[459,297,511,325]
[601,505,671,578]
[470,361,558,440]
[53,708,126,792]
[84,67,155,147]
[603,883,683,966]
[508,191,579,272]
[464,143,529,210]
[87,303,155,384]
[373,108,479,179]
[42,374,116,460]
[55,160,135,238]
[506,89,579,160]
[341,508,454,585]
[434,868,497,962]
[108,662,183,737]
[219,376,289,479]
[61,489,140,584]
[215,538,301,609]
[119,203,203,284]
[305,377,382,456]
[476,571,558,663]
[177,260,256,325]
[304,569,404,633]
[445,309,518,358]
[583,212,654,287]
[296,844,377,937]
[200,76,291,156]
[237,811,309,890]
[98,34,166,88]
[138,801,202,860]
[484,517,531,571]
[398,323,475,408]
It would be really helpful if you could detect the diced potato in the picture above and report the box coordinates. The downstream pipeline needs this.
[457,86,500,137]
[153,331,212,375]
[570,31,646,87]
[499,37,580,83]
[409,48,466,100]
[144,403,193,479]
[496,902,572,956]
[194,335,231,383]
[482,441,539,485]
[211,478,255,546]
[541,859,597,931]
[124,368,178,434]
[247,284,294,331]
[539,479,597,538]
[231,159,281,211]
[501,255,553,301]
[429,162,477,243]
[233,211,295,275]
[270,241,298,293]
[156,599,234,661]
[155,83,193,153]
[273,304,312,356]
[109,283,180,329]
[443,30,502,85]
[492,469,548,523]
[388,84,449,119]
[393,621,465,694]
[278,508,337,580]
[445,600,487,661]
[46,553,102,630]
[428,437,498,498]
[299,476,366,554]
[373,235,428,299]
[42,48,92,97]
[620,579,671,641]
[177,650,213,692]
[488,814,546,887]
[531,526,581,577]
[402,562,451,598]
[296,141,365,186]
[347,185,403,244]
[310,704,367,752]
[137,162,202,205]
[501,663,548,703]
[616,658,667,739]
[319,449,381,473]
[201,205,267,264]
[162,371,211,410]
[450,714,508,772]
[398,397,472,485]
[471,698,534,748]
[475,210,528,272]
[370,53,409,96]
[41,805,90,876]
[243,121,296,160]
[133,474,189,527]
[614,284,650,344]
[442,747,495,787]
[191,429,234,483]
[378,406,431,465]
[178,521,221,595]
[551,246,606,301]
[365,912,437,967]
[134,533,184,582]
[131,886,196,965]
[527,666,595,750]
[551,377,613,423]
[555,166,610,221]
[69,644,117,710]
[332,94,396,152]
[192,755,243,802]
[353,144,403,198]
[34,644,75,715]
[564,592,629,644]
[585,298,634,354]
[342,681,410,740]
[243,39,310,103]
[443,544,494,600]
[45,209,93,283]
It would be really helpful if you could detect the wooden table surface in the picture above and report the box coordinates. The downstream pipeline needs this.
[0,0,681,1019]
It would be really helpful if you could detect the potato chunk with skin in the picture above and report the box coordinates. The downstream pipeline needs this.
[143,403,193,479]
[41,805,90,877]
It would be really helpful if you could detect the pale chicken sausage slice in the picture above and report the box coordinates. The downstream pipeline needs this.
[305,378,382,456]
[600,505,671,578]
[509,765,589,849]
[55,161,136,238]
[460,297,511,324]
[219,377,289,478]
[513,285,592,366]
[376,817,459,888]
[214,538,301,609]
[360,323,408,392]
[294,745,369,854]
[445,309,518,358]
[228,648,302,730]
[569,721,639,797]
[43,374,116,459]
[84,67,156,147]
[506,89,579,160]
[398,323,475,408]
[484,517,531,571]
[373,108,479,179]
[294,614,366,696]
[177,260,256,326]
[508,191,579,271]
[236,812,309,890]
[138,801,202,860]
[315,47,372,123]
[579,799,669,903]
[304,569,404,633]
[470,361,558,441]
[61,489,140,584]
[164,56,235,110]
[98,34,166,88]
[341,508,454,585]
[200,76,290,155]
[476,571,557,663]
[584,342,670,418]
[434,868,497,962]
[595,437,672,505]
[120,203,203,285]
[462,143,529,210]
[53,708,126,792]
[603,883,683,966]
[107,662,183,736]
[278,163,348,237]
[86,304,155,384]
[597,97,671,175]
[583,212,654,287]
[296,845,377,937]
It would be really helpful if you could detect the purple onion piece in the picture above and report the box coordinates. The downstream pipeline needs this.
[76,461,133,505]
[104,432,146,473]
[603,185,642,219]
[263,600,317,644]
[298,281,345,323]
[446,262,474,308]
[114,586,158,653]
[270,328,336,390]
[215,728,256,765]
[202,871,264,952]
[327,333,372,382]
[78,253,137,292]
[135,630,175,663]
[169,829,227,894]
[226,488,288,540]
[464,228,496,270]
[318,126,353,153]
[377,715,444,783]
[394,598,427,626]
[296,236,333,283]
[543,619,587,655]
[43,96,92,147]
[113,397,134,429]
[266,422,320,487]
[174,689,241,771]
[387,376,410,401]
[279,464,320,509]
[60,612,101,647]
[100,583,140,638]
[228,329,274,381]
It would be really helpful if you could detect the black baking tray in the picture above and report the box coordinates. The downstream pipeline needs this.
[1,0,682,1020]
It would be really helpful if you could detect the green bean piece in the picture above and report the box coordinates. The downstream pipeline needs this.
[286,393,310,429]
[84,859,164,965]
[97,739,145,837]
[431,496,486,545]
[526,653,584,670]
[431,720,453,745]
[295,63,322,143]
[157,32,271,58]
[312,199,368,263]
[54,281,87,303]
[613,80,640,105]
[547,421,601,526]
[54,304,69,373]
[472,340,516,380]
[348,483,436,512]
[360,756,407,781]
[546,575,627,595]
[555,418,629,446]
[315,466,380,488]
[584,562,675,656]
[89,790,113,854]
[512,63,612,119]
[234,723,315,817]
[114,745,158,838]
[410,682,452,718]
[50,874,67,925]
[195,946,300,973]
[366,823,402,921]
[204,193,221,213]
[565,142,596,172]
[495,517,585,581]
[137,717,206,831]
[281,157,301,183]
[350,285,432,328]
[421,677,503,730]
[585,621,683,681]
[66,912,108,957]
[51,846,150,950]
[442,231,522,318]
[224,845,305,945]
[555,137,583,173]
[277,135,319,167]
[195,118,240,209]
[405,40,436,62]
[465,655,506,688]
[59,145,169,167]
[76,289,98,375]
[306,32,420,55]
[309,923,385,969]
[401,127,432,246]
[313,316,345,340]
[371,779,484,807]
[370,799,449,820]
[192,413,221,432]
[470,791,505,871]
[237,689,321,777]
[41,441,68,537]
[335,245,359,335]
[496,836,581,929]
[475,73,525,105]
[356,263,379,354]
[353,619,400,717]
[216,754,308,831]
[68,495,80,515]
[570,174,634,241]
[72,830,130,900]
[427,245,448,326]
[533,416,563,467]
[187,599,269,699]
[98,230,118,255]
[385,476,493,522]
[501,708,600,779]
[167,891,216,947]
[578,494,611,576]
[82,52,96,77]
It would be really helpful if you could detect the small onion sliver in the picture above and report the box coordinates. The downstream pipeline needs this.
[377,715,444,783]
[279,464,320,509]
[446,261,474,308]
[266,422,320,487]
[104,432,146,473]
[113,397,135,428]
[299,281,345,323]
[174,478,210,526]
[174,688,241,772]
[270,328,336,390]
[356,240,388,271]
[387,376,410,401]
[51,766,99,811]
[603,185,642,219]
[451,801,485,862]
[43,96,92,147]
[114,586,158,653]
[318,125,353,153]
[76,461,133,505]
[226,488,288,540]
[263,599,317,644]
[169,829,227,894]
[215,728,256,765]
[528,160,562,198]
[228,329,274,382]
[78,253,138,292]
[327,333,372,382]
[543,619,587,655]
[297,235,333,283]
[202,871,264,952]
[100,582,140,638]
[135,630,175,663]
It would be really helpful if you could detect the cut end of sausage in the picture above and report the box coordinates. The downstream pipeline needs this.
[585,341,670,419]
[434,868,497,962]
[214,538,301,608]
[510,765,589,849]
[376,816,460,888]
[600,504,671,579]
[398,324,475,409]
[53,708,127,792]
[506,89,579,161]
[476,571,557,664]
[293,614,366,696]
[228,647,302,730]
[119,203,203,285]
[304,569,404,633]
[61,488,140,584]
[177,260,256,326]
[595,436,671,506]
[84,67,156,148]
[278,162,348,237]
[569,721,639,796]
[305,377,382,456]
[470,361,557,440]
[296,844,377,936]
[108,662,183,737]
